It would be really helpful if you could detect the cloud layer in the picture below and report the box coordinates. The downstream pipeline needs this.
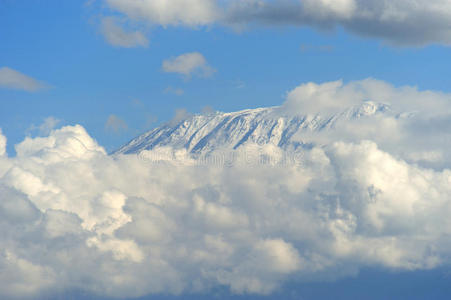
[103,0,451,46]
[1,79,451,299]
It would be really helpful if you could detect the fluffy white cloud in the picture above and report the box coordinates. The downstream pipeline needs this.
[162,52,215,78]
[282,78,451,116]
[0,67,48,92]
[281,78,451,169]
[2,79,451,299]
[100,17,149,48]
[104,0,451,46]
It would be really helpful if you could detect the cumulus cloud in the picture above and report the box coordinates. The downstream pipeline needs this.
[0,67,48,92]
[280,78,451,169]
[104,0,451,46]
[2,79,451,299]
[100,17,149,48]
[281,78,451,116]
[162,52,215,78]
[105,114,128,134]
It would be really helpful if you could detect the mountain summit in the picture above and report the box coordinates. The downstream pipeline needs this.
[114,101,390,155]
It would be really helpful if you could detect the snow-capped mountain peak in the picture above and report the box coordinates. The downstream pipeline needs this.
[114,101,390,155]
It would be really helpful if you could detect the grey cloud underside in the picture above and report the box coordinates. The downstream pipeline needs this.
[105,0,451,46]
[223,0,451,46]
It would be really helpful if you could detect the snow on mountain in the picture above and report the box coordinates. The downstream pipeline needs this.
[114,101,391,155]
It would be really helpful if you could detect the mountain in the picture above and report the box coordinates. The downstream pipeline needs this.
[114,101,390,155]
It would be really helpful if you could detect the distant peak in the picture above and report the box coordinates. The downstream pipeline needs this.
[114,102,392,155]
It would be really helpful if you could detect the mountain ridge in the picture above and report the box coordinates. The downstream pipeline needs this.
[114,101,391,155]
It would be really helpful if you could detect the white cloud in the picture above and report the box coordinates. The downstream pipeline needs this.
[104,0,451,46]
[162,52,215,78]
[100,17,149,48]
[0,67,48,92]
[105,114,128,134]
[302,0,357,19]
[283,80,352,115]
[0,129,6,157]
[201,105,215,115]
[105,0,219,27]
[282,78,451,116]
[169,108,192,126]
[280,78,451,169]
[27,116,61,137]
[2,79,451,298]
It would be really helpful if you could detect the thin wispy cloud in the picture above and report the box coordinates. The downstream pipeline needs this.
[169,108,192,126]
[100,17,148,48]
[232,79,246,89]
[105,114,128,134]
[0,67,48,92]
[27,116,61,136]
[162,52,215,78]
[164,86,185,96]
[300,44,334,52]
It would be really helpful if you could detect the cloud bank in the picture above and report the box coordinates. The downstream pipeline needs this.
[102,0,451,46]
[280,78,451,170]
[1,79,451,299]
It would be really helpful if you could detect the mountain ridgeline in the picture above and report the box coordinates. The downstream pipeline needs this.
[114,102,391,155]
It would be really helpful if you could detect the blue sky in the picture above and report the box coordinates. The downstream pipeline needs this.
[41,267,451,300]
[2,0,451,154]
[3,1,451,300]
